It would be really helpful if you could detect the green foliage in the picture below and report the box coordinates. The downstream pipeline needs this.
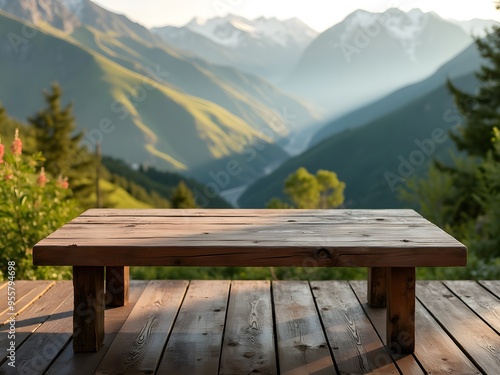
[268,167,345,209]
[447,28,500,158]
[402,25,500,279]
[131,266,366,281]
[0,129,80,280]
[28,83,96,207]
[171,181,197,208]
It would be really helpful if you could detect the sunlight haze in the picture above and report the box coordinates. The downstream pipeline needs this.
[92,0,500,31]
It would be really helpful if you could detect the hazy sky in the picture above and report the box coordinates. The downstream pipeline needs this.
[91,0,500,31]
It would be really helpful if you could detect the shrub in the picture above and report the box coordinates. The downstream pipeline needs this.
[0,130,81,280]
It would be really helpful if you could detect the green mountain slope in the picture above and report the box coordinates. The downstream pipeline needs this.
[69,24,319,136]
[239,72,478,208]
[0,12,287,184]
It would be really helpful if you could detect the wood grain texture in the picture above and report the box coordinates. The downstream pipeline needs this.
[351,280,481,375]
[45,281,149,375]
[479,280,500,299]
[368,267,387,308]
[219,280,276,375]
[157,280,230,375]
[349,281,423,375]
[417,281,500,374]
[444,280,500,334]
[387,267,415,354]
[73,266,105,352]
[0,280,55,323]
[106,266,129,307]
[0,281,71,365]
[33,209,466,268]
[0,288,74,374]
[311,281,398,374]
[273,281,335,375]
[96,280,188,375]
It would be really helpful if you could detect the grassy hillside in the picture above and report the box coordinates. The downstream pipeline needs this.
[0,11,286,184]
[239,73,477,208]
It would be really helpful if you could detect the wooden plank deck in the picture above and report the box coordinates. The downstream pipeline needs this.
[0,280,498,375]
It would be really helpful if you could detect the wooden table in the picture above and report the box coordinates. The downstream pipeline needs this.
[33,209,467,354]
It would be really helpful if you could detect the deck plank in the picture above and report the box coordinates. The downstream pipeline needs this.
[479,280,500,299]
[0,286,73,374]
[444,280,500,334]
[311,281,399,374]
[157,280,230,374]
[417,281,500,374]
[273,281,335,375]
[0,280,55,323]
[349,281,423,375]
[45,281,149,375]
[0,281,72,365]
[95,280,188,374]
[220,280,277,375]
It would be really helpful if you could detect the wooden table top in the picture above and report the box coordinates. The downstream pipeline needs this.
[33,209,467,267]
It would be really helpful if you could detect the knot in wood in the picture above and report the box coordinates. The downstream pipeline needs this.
[315,248,331,260]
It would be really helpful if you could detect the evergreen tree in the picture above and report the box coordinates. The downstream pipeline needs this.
[171,180,197,208]
[402,22,500,278]
[446,27,500,158]
[28,83,95,206]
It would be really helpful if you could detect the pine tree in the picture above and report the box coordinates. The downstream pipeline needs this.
[447,27,500,158]
[171,181,197,208]
[28,83,95,206]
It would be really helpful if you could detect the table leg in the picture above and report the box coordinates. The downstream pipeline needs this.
[73,266,105,352]
[106,266,129,307]
[386,267,415,354]
[367,267,387,307]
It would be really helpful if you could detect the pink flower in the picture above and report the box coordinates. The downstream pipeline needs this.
[57,175,69,189]
[4,170,13,180]
[0,143,4,164]
[37,167,47,187]
[11,129,22,156]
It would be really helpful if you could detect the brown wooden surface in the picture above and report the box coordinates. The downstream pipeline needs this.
[0,280,54,323]
[368,267,387,307]
[45,281,149,375]
[0,281,72,365]
[73,266,105,352]
[33,209,467,267]
[105,266,129,307]
[417,281,500,374]
[387,267,415,354]
[312,280,398,374]
[444,280,500,334]
[96,280,188,374]
[0,287,74,374]
[3,280,498,374]
[479,280,500,298]
[273,281,336,375]
[157,280,230,374]
[220,281,277,375]
[350,281,424,374]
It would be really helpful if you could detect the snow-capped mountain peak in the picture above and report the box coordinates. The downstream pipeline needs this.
[340,8,428,61]
[186,14,318,48]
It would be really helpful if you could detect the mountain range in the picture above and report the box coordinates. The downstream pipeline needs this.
[0,0,497,208]
[282,8,474,117]
[239,42,484,208]
[152,15,318,83]
[0,0,320,189]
